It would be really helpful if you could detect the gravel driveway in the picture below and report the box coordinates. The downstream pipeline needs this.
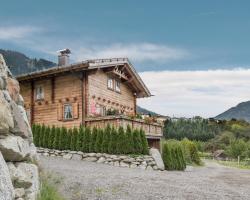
[39,156,250,200]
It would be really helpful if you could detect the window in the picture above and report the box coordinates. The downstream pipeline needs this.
[64,104,73,120]
[115,80,121,93]
[107,77,113,90]
[35,86,44,100]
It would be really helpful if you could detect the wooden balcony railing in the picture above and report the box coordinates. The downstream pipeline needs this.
[85,115,163,138]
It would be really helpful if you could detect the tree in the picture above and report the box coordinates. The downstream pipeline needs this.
[90,127,98,152]
[33,124,40,146]
[43,126,51,148]
[48,125,56,149]
[102,124,111,153]
[66,128,73,150]
[116,126,126,154]
[126,125,134,154]
[95,128,104,153]
[108,127,117,154]
[39,124,45,147]
[84,127,91,153]
[53,127,61,150]
[70,127,78,151]
[227,139,248,159]
[60,127,67,150]
[139,128,149,155]
[133,129,142,154]
[77,126,84,151]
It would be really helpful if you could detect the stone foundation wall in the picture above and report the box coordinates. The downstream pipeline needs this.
[37,147,164,171]
[0,54,39,200]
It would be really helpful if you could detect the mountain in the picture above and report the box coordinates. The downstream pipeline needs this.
[0,49,56,76]
[215,101,250,122]
[136,106,159,116]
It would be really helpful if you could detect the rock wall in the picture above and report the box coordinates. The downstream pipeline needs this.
[37,147,164,171]
[0,54,39,200]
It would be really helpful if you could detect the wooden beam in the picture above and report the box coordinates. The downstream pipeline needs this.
[51,77,55,103]
[30,80,34,125]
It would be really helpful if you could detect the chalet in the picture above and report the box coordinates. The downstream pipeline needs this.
[17,49,163,149]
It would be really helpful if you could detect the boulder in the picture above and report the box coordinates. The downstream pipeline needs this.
[0,152,15,200]
[15,188,25,198]
[120,161,129,168]
[114,161,120,167]
[0,91,14,135]
[83,157,97,162]
[97,157,106,163]
[10,101,32,139]
[0,76,6,90]
[6,77,20,102]
[16,163,39,199]
[72,154,82,160]
[0,135,30,161]
[149,148,165,171]
[63,154,72,160]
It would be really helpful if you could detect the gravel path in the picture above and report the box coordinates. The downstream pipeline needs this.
[39,156,250,200]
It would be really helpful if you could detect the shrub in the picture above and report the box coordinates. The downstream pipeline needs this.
[48,126,56,149]
[126,125,134,154]
[43,126,50,148]
[66,129,72,150]
[102,124,111,153]
[108,127,117,154]
[83,127,91,153]
[59,127,67,150]
[95,128,104,153]
[33,124,40,146]
[39,124,46,147]
[133,129,143,154]
[53,127,61,150]
[117,126,126,154]
[181,138,201,165]
[70,127,78,151]
[90,127,98,152]
[76,126,84,151]
[139,128,149,155]
[162,140,186,170]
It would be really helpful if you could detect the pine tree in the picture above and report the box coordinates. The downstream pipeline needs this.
[32,124,37,142]
[53,127,60,149]
[102,124,111,153]
[69,127,78,151]
[108,127,117,154]
[117,126,126,154]
[139,128,149,155]
[48,125,56,149]
[39,124,46,147]
[90,127,98,152]
[84,127,91,152]
[43,126,50,148]
[95,128,104,153]
[133,129,143,154]
[126,125,134,154]
[34,124,41,147]
[76,126,84,151]
[66,128,73,150]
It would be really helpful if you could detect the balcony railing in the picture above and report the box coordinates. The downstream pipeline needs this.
[85,115,163,138]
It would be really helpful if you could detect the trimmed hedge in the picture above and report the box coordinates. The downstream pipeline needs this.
[32,124,149,155]
[162,140,186,170]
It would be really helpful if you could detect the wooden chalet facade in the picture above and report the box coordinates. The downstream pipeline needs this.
[17,52,162,149]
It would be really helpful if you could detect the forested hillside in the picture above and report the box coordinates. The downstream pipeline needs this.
[0,49,56,75]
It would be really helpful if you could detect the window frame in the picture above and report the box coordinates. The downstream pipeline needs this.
[107,76,114,90]
[35,85,44,101]
[115,79,121,93]
[63,103,73,120]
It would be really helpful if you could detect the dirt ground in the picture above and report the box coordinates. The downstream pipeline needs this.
[39,156,250,200]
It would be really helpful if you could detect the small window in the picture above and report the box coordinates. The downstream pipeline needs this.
[107,77,113,90]
[35,86,44,100]
[64,104,73,120]
[115,80,121,93]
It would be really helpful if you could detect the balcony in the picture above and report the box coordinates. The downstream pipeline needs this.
[85,115,163,138]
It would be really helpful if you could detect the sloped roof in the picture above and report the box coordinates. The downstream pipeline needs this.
[16,58,151,98]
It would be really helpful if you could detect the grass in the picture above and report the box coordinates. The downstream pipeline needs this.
[216,160,250,170]
[37,172,65,200]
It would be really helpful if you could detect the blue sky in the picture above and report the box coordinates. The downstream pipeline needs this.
[1,0,250,117]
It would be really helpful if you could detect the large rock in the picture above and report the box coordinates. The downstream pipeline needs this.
[10,101,32,139]
[6,77,20,102]
[0,135,30,161]
[149,148,165,170]
[0,91,14,135]
[15,163,39,200]
[0,152,15,200]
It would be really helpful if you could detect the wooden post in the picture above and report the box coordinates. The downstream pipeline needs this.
[30,80,34,125]
[51,77,55,103]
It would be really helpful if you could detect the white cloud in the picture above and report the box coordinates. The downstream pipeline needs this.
[137,69,250,118]
[0,26,41,40]
[73,43,188,63]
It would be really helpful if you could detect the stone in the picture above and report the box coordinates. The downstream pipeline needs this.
[63,154,72,160]
[130,163,138,168]
[119,155,127,160]
[96,153,102,158]
[16,94,24,106]
[153,165,158,170]
[120,161,130,168]
[77,151,84,155]
[88,153,96,157]
[72,154,82,160]
[16,163,39,199]
[97,157,106,163]
[15,188,25,198]
[43,153,49,157]
[113,161,120,167]
[0,91,14,135]
[83,157,97,162]
[123,158,135,163]
[0,135,30,161]
[0,76,6,90]
[149,148,165,171]
[0,152,15,200]
[138,164,146,170]
[146,166,153,170]
[108,161,114,166]
[6,77,20,102]
[10,101,32,139]
[70,151,77,154]
[28,143,39,162]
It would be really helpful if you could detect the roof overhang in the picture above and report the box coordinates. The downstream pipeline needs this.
[16,58,151,98]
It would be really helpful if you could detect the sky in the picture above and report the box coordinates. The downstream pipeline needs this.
[1,0,250,117]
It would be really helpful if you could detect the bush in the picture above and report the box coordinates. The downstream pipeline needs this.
[133,129,143,154]
[95,128,104,153]
[53,127,61,150]
[60,127,67,150]
[108,127,117,154]
[126,125,134,154]
[83,127,91,153]
[70,127,78,151]
[181,138,201,165]
[102,124,111,153]
[162,140,186,170]
[48,126,56,149]
[139,128,149,155]
[39,124,46,147]
[90,127,98,152]
[77,126,84,151]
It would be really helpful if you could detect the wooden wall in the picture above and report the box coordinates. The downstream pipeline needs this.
[88,69,135,117]
[20,74,83,128]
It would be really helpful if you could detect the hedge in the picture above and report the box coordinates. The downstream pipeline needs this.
[162,140,186,170]
[32,124,149,155]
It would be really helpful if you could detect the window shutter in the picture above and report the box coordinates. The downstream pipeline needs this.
[57,103,63,121]
[73,102,79,119]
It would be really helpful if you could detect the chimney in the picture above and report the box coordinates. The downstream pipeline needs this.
[58,48,71,66]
